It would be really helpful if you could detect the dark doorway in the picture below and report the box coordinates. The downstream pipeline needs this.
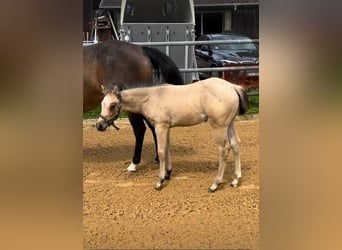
[195,12,223,37]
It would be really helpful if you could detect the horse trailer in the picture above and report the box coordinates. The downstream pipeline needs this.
[119,0,196,83]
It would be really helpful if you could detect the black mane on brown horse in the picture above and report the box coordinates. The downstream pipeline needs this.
[83,40,184,167]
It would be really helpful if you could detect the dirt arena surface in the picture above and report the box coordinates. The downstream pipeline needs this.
[83,116,259,250]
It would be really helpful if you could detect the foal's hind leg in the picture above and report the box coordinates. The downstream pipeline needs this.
[227,122,242,187]
[209,126,230,192]
[164,131,172,180]
[127,113,146,172]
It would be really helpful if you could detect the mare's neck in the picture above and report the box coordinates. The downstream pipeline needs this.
[120,88,150,114]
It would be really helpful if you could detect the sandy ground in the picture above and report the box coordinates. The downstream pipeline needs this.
[83,117,259,249]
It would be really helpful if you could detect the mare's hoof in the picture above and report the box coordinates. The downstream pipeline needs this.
[208,187,216,193]
[127,162,137,172]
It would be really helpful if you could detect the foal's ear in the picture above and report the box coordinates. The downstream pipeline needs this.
[112,85,119,95]
[100,85,107,95]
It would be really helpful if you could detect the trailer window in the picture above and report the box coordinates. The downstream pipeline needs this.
[163,1,177,17]
[125,2,134,16]
[122,0,193,23]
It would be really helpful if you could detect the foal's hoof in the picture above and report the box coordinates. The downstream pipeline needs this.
[165,170,172,180]
[155,183,163,191]
[155,179,165,191]
[208,182,219,192]
[231,178,241,188]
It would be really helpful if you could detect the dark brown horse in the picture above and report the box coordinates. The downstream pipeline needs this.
[83,40,184,171]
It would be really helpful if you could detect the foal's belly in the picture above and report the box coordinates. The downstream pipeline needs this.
[170,112,208,127]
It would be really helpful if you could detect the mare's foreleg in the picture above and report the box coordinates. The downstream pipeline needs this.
[228,123,242,187]
[154,124,170,190]
[127,113,146,172]
[209,126,230,192]
[145,119,159,163]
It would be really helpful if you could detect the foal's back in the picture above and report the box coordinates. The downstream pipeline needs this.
[146,78,240,127]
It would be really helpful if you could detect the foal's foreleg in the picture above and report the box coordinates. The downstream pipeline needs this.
[165,131,172,180]
[154,124,170,190]
[228,123,242,187]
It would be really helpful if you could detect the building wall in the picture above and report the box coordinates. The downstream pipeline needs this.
[231,5,259,38]
[83,0,93,35]
[195,4,259,38]
[83,0,102,40]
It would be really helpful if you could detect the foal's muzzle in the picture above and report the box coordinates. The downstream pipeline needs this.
[95,120,107,131]
[96,115,119,131]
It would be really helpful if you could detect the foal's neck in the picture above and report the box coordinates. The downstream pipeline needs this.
[120,88,151,114]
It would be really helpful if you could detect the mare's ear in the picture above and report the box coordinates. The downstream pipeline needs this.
[112,85,119,95]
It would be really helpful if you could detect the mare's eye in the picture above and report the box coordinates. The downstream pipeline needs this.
[110,103,116,109]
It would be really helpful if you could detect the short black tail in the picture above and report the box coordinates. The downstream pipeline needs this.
[233,85,249,115]
[142,46,184,85]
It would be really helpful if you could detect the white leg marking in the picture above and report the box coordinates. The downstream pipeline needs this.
[209,182,219,192]
[228,123,242,188]
[127,162,137,172]
[231,178,239,187]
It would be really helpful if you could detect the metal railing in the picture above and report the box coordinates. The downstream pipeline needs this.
[132,39,259,95]
[132,39,259,73]
[81,38,259,94]
[83,40,98,46]
[133,39,259,46]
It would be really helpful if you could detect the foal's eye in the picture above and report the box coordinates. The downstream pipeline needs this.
[110,103,116,109]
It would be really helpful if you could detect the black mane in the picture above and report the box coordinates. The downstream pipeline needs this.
[142,46,184,85]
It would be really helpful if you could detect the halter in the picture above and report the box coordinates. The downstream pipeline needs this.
[100,92,122,130]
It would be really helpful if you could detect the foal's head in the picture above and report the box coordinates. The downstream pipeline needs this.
[96,85,121,131]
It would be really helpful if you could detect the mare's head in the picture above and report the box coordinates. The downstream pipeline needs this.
[96,85,122,131]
